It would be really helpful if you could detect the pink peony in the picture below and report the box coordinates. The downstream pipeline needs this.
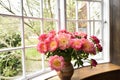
[70,39,83,50]
[48,38,58,52]
[81,38,96,55]
[91,59,98,67]
[74,32,87,39]
[49,30,56,36]
[48,30,56,39]
[90,36,100,44]
[38,34,48,41]
[57,33,71,50]
[37,42,48,54]
[96,44,103,52]
[49,55,65,71]
[58,29,68,34]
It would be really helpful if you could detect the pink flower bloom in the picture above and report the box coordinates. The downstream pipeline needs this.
[58,30,72,35]
[90,36,100,44]
[91,59,97,67]
[58,30,67,34]
[48,30,56,39]
[96,44,103,52]
[57,33,71,50]
[81,38,96,55]
[37,42,48,54]
[70,39,82,50]
[48,38,58,52]
[49,30,56,36]
[79,32,87,39]
[74,32,87,39]
[49,55,65,71]
[38,34,48,41]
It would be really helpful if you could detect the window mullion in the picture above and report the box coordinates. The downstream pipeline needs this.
[56,0,60,32]
[40,0,45,71]
[40,0,44,34]
[87,2,91,37]
[75,0,79,32]
[60,0,66,30]
[21,0,26,78]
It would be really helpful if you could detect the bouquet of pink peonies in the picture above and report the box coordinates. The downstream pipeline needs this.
[37,30,102,71]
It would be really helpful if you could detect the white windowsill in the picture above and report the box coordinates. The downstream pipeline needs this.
[32,70,57,80]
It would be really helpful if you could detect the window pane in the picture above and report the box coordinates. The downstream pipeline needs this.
[78,21,87,33]
[43,0,57,18]
[66,0,76,19]
[78,1,88,20]
[23,0,40,17]
[67,21,76,32]
[0,50,22,79]
[0,0,21,15]
[24,19,40,46]
[92,21,102,38]
[0,16,21,49]
[25,48,49,74]
[90,2,101,20]
[25,48,41,74]
[43,21,56,33]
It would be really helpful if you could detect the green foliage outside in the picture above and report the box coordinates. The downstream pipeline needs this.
[0,33,22,77]
[0,51,22,77]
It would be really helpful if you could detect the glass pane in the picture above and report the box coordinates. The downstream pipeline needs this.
[24,19,41,46]
[89,21,102,39]
[43,0,57,18]
[25,48,49,75]
[23,0,40,17]
[0,0,21,15]
[78,1,88,20]
[43,21,56,33]
[0,16,21,49]
[0,50,22,79]
[90,2,101,20]
[78,21,87,33]
[25,48,48,74]
[67,21,76,32]
[66,0,76,19]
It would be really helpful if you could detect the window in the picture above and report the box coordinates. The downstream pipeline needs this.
[0,0,59,79]
[0,0,109,80]
[66,0,110,64]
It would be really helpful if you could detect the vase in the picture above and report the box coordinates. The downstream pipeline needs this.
[57,62,74,80]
